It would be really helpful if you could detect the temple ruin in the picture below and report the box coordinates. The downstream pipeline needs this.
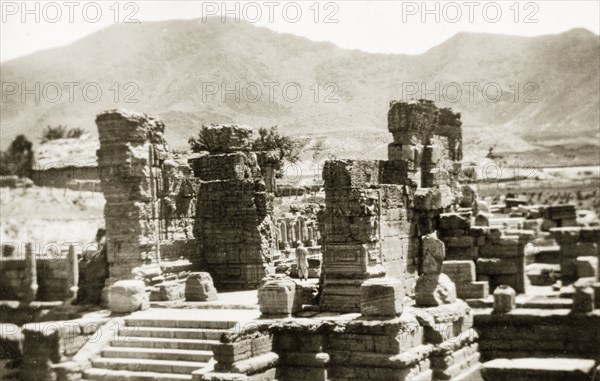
[1,100,599,381]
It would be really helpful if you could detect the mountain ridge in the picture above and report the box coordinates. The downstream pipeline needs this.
[1,18,598,162]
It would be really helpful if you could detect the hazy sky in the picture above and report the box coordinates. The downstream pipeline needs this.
[1,1,599,62]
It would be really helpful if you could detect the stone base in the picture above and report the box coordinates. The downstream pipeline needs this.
[107,280,149,313]
[258,276,300,316]
[360,277,404,317]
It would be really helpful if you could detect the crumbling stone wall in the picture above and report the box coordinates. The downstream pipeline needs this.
[96,110,196,289]
[190,125,277,290]
[317,100,464,312]
[0,243,78,302]
[437,213,532,294]
[550,227,600,284]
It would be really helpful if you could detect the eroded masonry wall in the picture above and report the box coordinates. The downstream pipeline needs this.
[191,125,277,290]
[96,110,196,287]
[317,100,465,312]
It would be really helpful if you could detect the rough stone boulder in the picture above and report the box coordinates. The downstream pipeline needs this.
[108,280,149,313]
[360,277,404,317]
[415,273,457,307]
[258,275,300,316]
[185,272,218,302]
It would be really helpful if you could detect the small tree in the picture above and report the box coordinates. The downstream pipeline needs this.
[188,126,211,153]
[0,135,34,178]
[252,126,301,176]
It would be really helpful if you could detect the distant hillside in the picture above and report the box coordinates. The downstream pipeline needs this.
[1,19,598,162]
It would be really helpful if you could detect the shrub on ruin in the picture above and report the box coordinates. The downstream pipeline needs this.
[41,125,85,142]
[252,126,302,176]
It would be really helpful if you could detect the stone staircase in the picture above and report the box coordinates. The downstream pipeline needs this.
[82,309,260,381]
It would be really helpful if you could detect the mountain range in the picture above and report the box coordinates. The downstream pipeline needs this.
[1,18,599,163]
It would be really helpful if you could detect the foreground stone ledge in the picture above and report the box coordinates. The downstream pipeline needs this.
[482,358,596,381]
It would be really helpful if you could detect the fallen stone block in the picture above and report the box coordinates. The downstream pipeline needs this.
[156,280,185,301]
[442,260,476,282]
[415,274,457,307]
[108,280,149,313]
[185,272,218,302]
[576,256,598,279]
[572,286,595,313]
[456,281,489,299]
[493,285,516,313]
[477,258,519,275]
[258,276,300,316]
[360,277,404,317]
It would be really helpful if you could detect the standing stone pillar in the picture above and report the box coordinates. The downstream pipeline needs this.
[66,244,79,301]
[191,125,276,290]
[22,242,38,302]
[415,233,457,306]
[96,110,169,289]
[318,160,387,312]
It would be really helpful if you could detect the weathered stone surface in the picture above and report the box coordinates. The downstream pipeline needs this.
[572,286,595,313]
[258,276,300,316]
[107,280,148,313]
[475,213,490,227]
[421,233,445,275]
[482,358,596,381]
[185,272,218,301]
[415,274,457,307]
[196,124,253,152]
[477,258,518,275]
[154,280,185,301]
[439,213,471,230]
[493,285,516,313]
[360,277,404,317]
[442,261,475,282]
[193,124,275,290]
[576,256,598,278]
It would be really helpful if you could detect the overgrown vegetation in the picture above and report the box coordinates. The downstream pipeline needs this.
[252,126,302,174]
[189,125,302,177]
[41,125,85,143]
[0,135,34,177]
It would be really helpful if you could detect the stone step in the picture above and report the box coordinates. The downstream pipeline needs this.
[481,358,596,381]
[91,357,207,374]
[119,326,231,340]
[112,337,220,351]
[102,347,214,362]
[124,317,238,330]
[83,367,193,381]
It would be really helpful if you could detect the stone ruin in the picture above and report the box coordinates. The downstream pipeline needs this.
[189,125,277,290]
[317,99,464,312]
[95,111,276,294]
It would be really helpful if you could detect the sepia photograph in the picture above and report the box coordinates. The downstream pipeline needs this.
[0,1,599,380]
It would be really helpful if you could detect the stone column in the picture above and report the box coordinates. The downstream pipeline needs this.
[318,160,386,312]
[96,110,169,288]
[66,244,79,301]
[191,125,276,290]
[22,242,38,303]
